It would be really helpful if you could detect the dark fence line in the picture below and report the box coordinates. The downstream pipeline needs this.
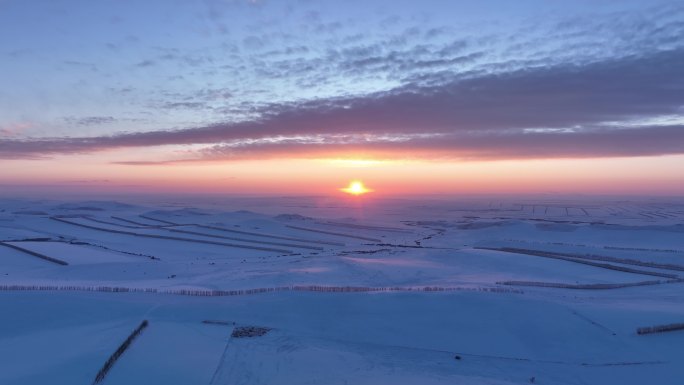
[80,215,146,229]
[111,216,170,227]
[0,237,53,242]
[139,214,177,225]
[127,216,346,246]
[573,254,684,272]
[637,323,684,335]
[194,223,345,246]
[202,320,234,326]
[0,284,523,296]
[163,227,324,251]
[1,237,161,261]
[101,215,324,250]
[604,246,682,254]
[477,247,679,279]
[71,240,162,261]
[93,320,148,384]
[496,279,684,290]
[286,225,381,242]
[119,214,345,247]
[515,242,683,255]
[50,216,293,253]
[316,221,414,233]
[0,241,68,266]
[494,247,684,272]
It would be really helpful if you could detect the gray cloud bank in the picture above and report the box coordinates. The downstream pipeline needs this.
[1,48,683,162]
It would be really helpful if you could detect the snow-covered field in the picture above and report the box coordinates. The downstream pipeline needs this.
[1,196,683,384]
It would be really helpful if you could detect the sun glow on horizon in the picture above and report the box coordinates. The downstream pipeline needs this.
[321,158,394,167]
[340,180,373,195]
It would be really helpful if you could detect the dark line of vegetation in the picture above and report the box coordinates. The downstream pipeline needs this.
[139,214,177,225]
[0,241,68,265]
[604,246,682,254]
[93,320,148,384]
[316,221,413,233]
[0,237,53,242]
[1,237,161,261]
[489,216,608,225]
[80,216,146,229]
[637,323,684,335]
[452,350,663,367]
[286,225,381,242]
[497,279,683,290]
[108,215,320,249]
[193,223,345,246]
[163,227,324,250]
[122,215,344,246]
[477,247,679,279]
[202,320,234,326]
[337,248,392,256]
[570,310,617,335]
[0,284,523,296]
[84,216,174,229]
[365,243,439,249]
[67,240,162,261]
[111,216,167,227]
[50,216,293,253]
[496,247,684,272]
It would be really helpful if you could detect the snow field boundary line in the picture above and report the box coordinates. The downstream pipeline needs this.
[115,215,346,246]
[476,247,680,279]
[50,216,293,253]
[0,241,69,265]
[92,319,148,384]
[286,225,382,242]
[0,284,523,296]
[497,279,684,290]
[84,215,329,249]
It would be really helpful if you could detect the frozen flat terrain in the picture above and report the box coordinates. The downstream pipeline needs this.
[1,196,683,384]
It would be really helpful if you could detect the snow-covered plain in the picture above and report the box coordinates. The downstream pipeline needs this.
[1,196,683,384]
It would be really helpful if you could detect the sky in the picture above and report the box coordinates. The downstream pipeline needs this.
[1,0,683,196]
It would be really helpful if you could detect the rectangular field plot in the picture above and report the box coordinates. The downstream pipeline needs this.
[103,321,228,385]
[0,292,153,385]
[0,245,55,272]
[5,241,139,265]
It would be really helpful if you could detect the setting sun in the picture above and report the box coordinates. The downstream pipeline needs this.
[340,180,373,195]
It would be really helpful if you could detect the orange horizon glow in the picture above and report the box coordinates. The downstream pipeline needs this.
[340,180,373,195]
[1,153,684,196]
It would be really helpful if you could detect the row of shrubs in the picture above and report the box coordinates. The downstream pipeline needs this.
[51,216,291,253]
[0,241,68,266]
[478,247,679,279]
[495,244,684,270]
[493,240,683,255]
[68,240,161,261]
[81,215,143,229]
[139,214,177,225]
[93,320,148,384]
[496,280,678,290]
[637,323,684,335]
[604,246,682,254]
[1,237,160,261]
[290,285,522,294]
[0,284,523,296]
[572,253,684,272]
[81,215,322,251]
[514,248,684,272]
